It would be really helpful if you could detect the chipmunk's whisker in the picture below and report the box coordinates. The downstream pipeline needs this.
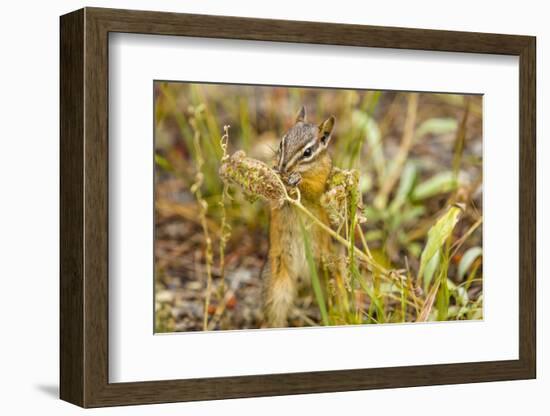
[266,144,278,156]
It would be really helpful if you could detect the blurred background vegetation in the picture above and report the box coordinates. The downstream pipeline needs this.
[154,82,483,332]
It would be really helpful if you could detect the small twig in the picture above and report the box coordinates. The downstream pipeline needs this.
[292,307,317,326]
[207,289,236,331]
[451,216,483,257]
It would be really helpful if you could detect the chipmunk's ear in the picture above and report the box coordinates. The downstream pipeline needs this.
[295,106,306,123]
[319,115,335,146]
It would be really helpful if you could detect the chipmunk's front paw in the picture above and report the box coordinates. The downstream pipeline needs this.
[285,172,302,187]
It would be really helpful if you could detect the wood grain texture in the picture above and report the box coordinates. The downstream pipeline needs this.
[59,7,537,408]
[518,37,536,376]
[59,8,84,406]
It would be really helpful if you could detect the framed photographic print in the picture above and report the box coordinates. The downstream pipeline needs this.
[60,7,536,408]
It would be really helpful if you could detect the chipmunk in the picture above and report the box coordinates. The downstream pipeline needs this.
[262,106,336,327]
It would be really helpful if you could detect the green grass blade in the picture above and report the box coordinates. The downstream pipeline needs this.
[388,160,417,214]
[458,246,483,281]
[299,218,330,326]
[154,153,174,172]
[411,171,459,201]
[357,277,386,324]
[352,110,385,181]
[415,117,458,139]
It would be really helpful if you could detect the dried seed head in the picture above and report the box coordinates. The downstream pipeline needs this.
[219,151,287,207]
[321,167,366,227]
[320,185,347,227]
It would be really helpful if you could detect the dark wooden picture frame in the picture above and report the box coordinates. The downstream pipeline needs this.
[60,7,536,408]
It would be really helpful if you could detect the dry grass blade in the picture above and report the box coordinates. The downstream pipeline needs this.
[418,279,440,322]
[189,124,214,331]
[374,93,419,209]
[156,199,220,234]
[451,216,482,257]
[452,98,471,177]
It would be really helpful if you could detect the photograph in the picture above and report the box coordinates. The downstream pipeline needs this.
[154,81,483,332]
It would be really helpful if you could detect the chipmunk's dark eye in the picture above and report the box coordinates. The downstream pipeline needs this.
[302,147,313,158]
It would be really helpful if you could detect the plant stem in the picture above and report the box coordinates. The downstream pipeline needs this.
[190,123,214,331]
[288,197,388,275]
[356,223,373,260]
[217,125,232,299]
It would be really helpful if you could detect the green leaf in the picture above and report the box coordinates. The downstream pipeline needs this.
[353,110,385,181]
[359,172,373,194]
[435,247,451,321]
[299,218,329,326]
[411,171,458,201]
[423,249,440,290]
[364,206,385,222]
[458,246,483,281]
[407,242,422,258]
[418,206,463,289]
[399,205,426,224]
[364,229,384,242]
[415,117,458,139]
[388,161,417,214]
[154,153,173,172]
[447,279,470,319]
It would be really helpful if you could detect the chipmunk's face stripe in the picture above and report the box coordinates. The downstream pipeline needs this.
[285,138,324,172]
[278,113,334,173]
[278,134,287,172]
